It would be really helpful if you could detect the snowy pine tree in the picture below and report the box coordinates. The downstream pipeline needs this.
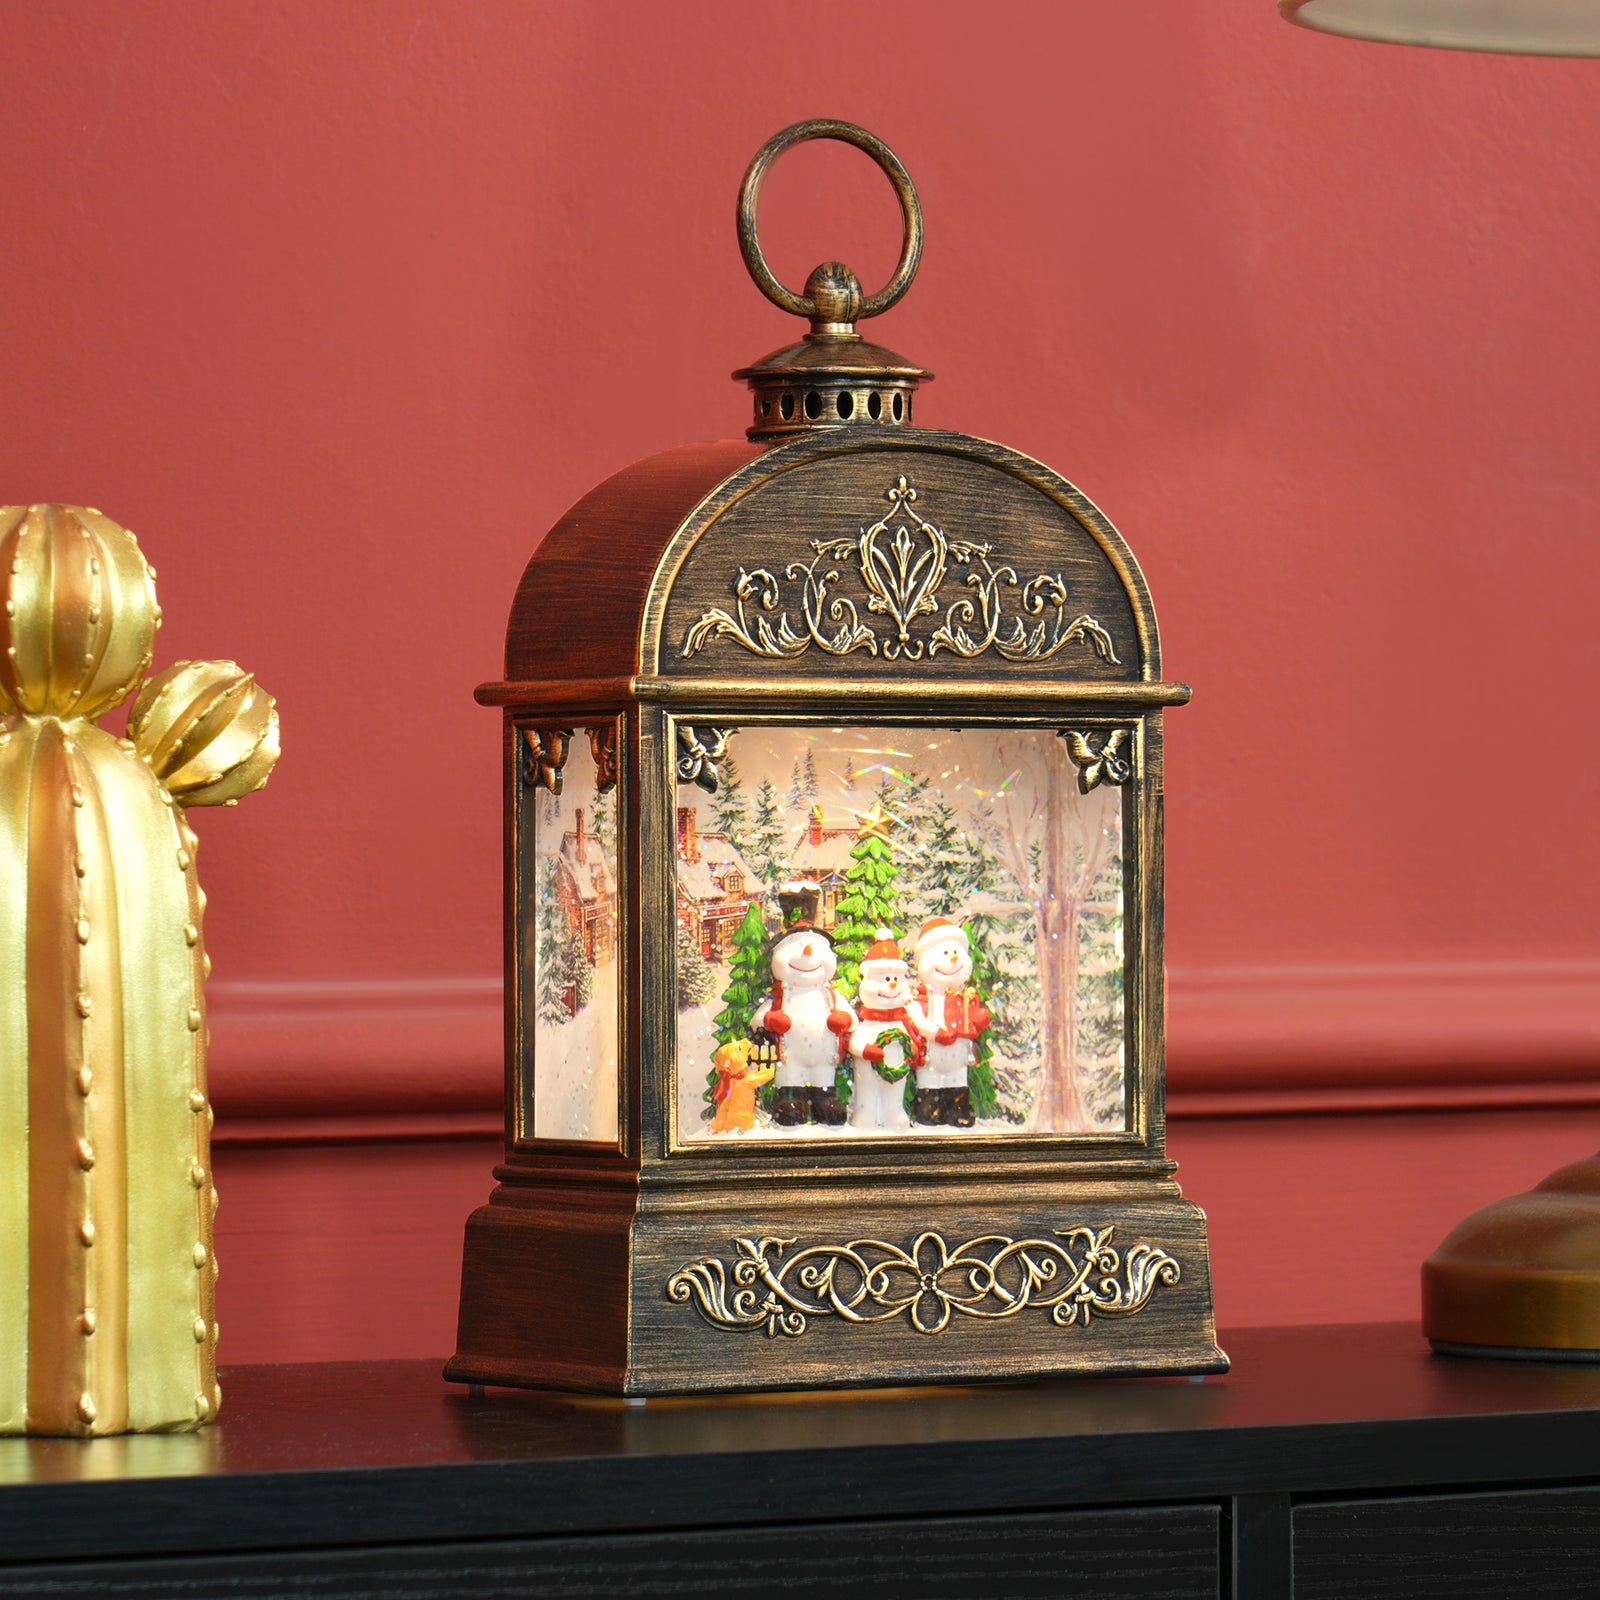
[953,818,1038,1123]
[591,787,615,860]
[535,856,577,1026]
[676,920,717,1011]
[788,759,804,810]
[711,749,751,857]
[903,795,966,921]
[748,777,785,894]
[963,910,1023,1121]
[1075,846,1125,1129]
[802,749,819,800]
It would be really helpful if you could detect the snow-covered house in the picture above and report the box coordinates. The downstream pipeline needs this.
[554,806,618,972]
[676,806,760,959]
[787,803,858,927]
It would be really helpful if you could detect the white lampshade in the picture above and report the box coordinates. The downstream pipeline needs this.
[1282,0,1600,54]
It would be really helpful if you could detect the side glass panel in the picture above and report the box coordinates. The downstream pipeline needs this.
[519,726,621,1143]
[673,725,1125,1143]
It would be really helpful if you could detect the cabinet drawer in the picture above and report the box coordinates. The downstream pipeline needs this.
[0,1505,1220,1599]
[1295,1485,1600,1599]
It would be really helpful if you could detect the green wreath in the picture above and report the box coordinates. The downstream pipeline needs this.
[864,1024,918,1084]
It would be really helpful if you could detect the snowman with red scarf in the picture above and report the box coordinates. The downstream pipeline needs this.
[906,917,992,1128]
[846,929,920,1132]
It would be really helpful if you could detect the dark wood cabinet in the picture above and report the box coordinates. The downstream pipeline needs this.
[0,1508,1223,1599]
[1295,1486,1600,1599]
[3,1323,1600,1598]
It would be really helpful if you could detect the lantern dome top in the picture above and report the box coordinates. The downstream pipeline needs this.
[733,121,933,441]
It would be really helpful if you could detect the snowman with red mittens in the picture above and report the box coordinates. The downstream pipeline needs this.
[756,916,855,1127]
[846,929,921,1132]
[906,917,992,1128]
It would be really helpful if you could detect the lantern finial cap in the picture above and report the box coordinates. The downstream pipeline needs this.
[734,120,932,440]
[804,261,863,338]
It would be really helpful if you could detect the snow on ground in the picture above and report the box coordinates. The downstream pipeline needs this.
[533,958,620,1142]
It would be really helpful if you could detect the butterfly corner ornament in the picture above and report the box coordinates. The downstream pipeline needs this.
[0,504,279,1435]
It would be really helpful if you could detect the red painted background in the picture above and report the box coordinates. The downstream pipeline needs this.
[5,2,1600,1363]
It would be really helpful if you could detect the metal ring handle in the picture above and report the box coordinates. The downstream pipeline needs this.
[737,119,923,322]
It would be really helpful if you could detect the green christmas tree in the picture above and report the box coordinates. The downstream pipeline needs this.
[961,912,1008,1121]
[703,901,770,1118]
[831,806,900,993]
[712,902,769,1045]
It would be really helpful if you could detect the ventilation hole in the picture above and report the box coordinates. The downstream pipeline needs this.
[867,392,882,420]
[804,391,823,420]
[780,393,795,421]
[892,393,904,421]
[837,392,854,420]
[761,398,771,416]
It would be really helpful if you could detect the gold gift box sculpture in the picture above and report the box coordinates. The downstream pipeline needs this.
[448,122,1224,1395]
[0,504,278,1435]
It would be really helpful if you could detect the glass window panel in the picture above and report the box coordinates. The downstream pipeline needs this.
[521,730,621,1143]
[675,724,1125,1142]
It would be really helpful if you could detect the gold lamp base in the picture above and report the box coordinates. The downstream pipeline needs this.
[1423,1154,1600,1360]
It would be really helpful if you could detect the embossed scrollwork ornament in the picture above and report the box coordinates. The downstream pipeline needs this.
[666,1226,1179,1339]
[682,476,1121,668]
[676,724,731,794]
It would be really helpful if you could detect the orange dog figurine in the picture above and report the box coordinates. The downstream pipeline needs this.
[710,1039,776,1133]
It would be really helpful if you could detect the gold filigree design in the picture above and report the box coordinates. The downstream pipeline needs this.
[1060,728,1132,793]
[681,476,1122,668]
[676,724,731,794]
[521,728,572,793]
[665,1225,1178,1338]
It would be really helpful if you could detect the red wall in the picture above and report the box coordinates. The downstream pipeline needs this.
[6,2,1600,1363]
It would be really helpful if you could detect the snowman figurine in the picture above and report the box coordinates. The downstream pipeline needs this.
[905,917,992,1128]
[756,915,854,1127]
[847,930,920,1133]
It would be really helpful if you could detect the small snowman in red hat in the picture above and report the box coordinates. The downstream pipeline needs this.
[906,917,992,1128]
[846,929,921,1132]
[756,888,855,1126]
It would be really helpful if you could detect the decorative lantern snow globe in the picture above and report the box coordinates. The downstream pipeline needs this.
[448,121,1224,1396]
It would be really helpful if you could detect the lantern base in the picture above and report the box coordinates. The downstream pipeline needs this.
[1422,1153,1600,1357]
[448,1170,1226,1396]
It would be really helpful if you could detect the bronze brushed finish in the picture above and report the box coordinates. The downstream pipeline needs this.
[449,120,1222,1396]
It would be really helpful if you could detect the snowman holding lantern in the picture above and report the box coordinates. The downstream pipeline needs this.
[754,887,855,1126]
